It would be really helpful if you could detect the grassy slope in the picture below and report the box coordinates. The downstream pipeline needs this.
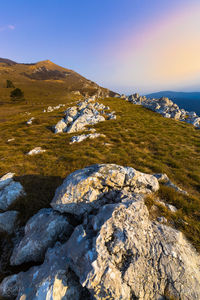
[0,60,112,109]
[0,96,200,253]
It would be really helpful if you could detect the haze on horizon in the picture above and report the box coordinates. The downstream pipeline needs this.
[1,0,200,94]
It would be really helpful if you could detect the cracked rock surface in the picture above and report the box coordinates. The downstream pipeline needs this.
[0,164,199,300]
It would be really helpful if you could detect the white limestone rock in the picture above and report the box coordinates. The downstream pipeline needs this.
[51,164,159,215]
[0,243,85,300]
[64,196,200,300]
[0,175,25,211]
[54,119,67,133]
[70,133,105,144]
[10,208,73,265]
[26,147,46,155]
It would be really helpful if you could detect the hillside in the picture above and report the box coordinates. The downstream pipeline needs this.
[0,67,200,298]
[0,58,115,106]
[146,91,200,115]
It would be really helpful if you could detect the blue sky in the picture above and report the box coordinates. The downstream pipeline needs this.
[1,0,200,94]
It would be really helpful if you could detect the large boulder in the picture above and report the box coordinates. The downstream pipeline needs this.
[0,173,25,211]
[64,194,200,300]
[10,208,73,265]
[0,243,87,300]
[51,164,159,215]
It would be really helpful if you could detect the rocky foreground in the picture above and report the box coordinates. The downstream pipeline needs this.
[0,164,199,299]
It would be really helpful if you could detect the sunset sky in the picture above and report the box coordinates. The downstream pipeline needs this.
[1,0,200,94]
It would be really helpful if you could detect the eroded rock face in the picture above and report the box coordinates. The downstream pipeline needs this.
[0,164,199,300]
[0,243,87,300]
[0,173,25,211]
[51,164,159,215]
[64,195,200,300]
[10,208,73,265]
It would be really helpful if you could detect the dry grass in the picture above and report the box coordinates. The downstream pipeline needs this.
[0,94,200,281]
[0,97,199,249]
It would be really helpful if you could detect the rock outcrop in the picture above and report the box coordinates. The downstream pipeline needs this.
[54,96,117,142]
[51,164,159,215]
[127,93,200,128]
[0,164,199,300]
[0,173,25,211]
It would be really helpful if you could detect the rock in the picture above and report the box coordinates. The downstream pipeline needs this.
[70,133,105,144]
[26,117,35,125]
[128,92,200,128]
[166,204,177,213]
[0,243,85,300]
[51,164,159,215]
[10,208,72,265]
[0,211,19,235]
[26,147,46,155]
[0,178,25,211]
[54,119,67,133]
[67,108,105,133]
[0,274,19,299]
[0,173,15,190]
[157,216,167,223]
[154,173,188,195]
[7,138,15,143]
[64,195,200,300]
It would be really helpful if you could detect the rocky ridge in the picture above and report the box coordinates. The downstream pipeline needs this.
[117,93,200,128]
[54,95,116,143]
[0,164,199,300]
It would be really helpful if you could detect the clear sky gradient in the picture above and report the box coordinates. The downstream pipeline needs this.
[1,0,200,94]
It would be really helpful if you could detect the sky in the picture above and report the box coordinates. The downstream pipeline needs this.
[0,0,200,94]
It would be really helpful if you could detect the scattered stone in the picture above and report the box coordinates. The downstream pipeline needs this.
[7,138,15,143]
[51,164,159,215]
[44,104,65,113]
[70,133,105,144]
[26,117,35,125]
[0,211,19,235]
[26,147,46,156]
[10,208,73,265]
[0,174,25,211]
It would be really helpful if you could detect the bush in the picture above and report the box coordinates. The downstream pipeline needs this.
[6,79,15,88]
[10,88,24,102]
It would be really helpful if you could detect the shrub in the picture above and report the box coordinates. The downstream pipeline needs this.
[6,79,15,88]
[10,88,24,102]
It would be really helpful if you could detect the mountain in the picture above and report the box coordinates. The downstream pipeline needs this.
[0,58,115,104]
[146,91,200,115]
[0,58,17,65]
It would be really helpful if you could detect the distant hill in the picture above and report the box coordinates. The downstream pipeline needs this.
[0,58,115,104]
[0,58,17,65]
[146,91,200,115]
